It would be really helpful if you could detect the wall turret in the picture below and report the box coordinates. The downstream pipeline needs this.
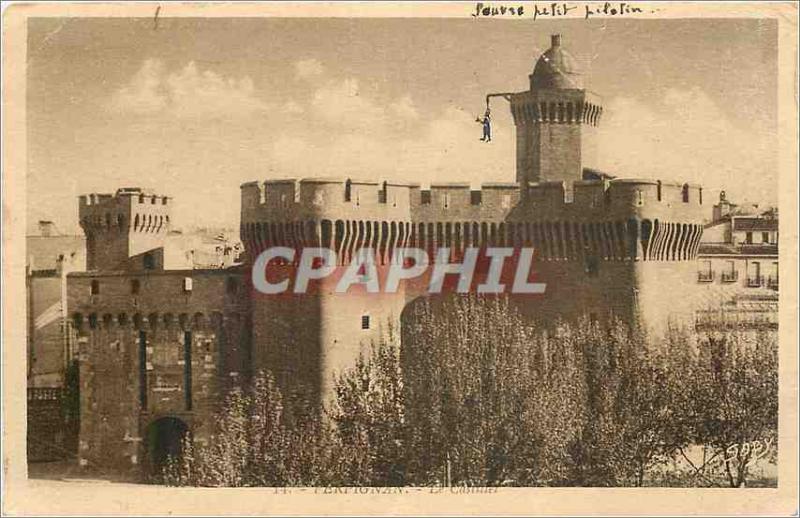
[79,187,171,271]
[510,34,602,186]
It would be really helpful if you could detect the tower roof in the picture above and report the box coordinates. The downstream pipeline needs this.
[530,34,583,90]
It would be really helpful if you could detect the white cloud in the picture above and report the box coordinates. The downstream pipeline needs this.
[260,104,513,186]
[309,78,423,136]
[108,60,267,118]
[311,78,382,128]
[108,59,166,114]
[596,87,776,205]
[295,58,324,80]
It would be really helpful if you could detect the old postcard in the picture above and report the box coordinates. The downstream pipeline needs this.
[2,1,798,515]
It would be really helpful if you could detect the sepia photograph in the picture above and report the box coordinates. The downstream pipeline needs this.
[2,2,798,515]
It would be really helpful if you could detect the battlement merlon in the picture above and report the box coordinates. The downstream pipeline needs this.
[79,188,171,226]
[509,89,603,126]
[241,176,706,225]
[515,178,707,223]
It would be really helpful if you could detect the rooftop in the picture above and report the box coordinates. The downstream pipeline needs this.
[530,34,583,90]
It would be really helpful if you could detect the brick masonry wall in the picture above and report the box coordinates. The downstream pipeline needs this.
[68,270,250,473]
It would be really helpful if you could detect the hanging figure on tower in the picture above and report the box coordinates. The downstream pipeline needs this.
[477,107,491,142]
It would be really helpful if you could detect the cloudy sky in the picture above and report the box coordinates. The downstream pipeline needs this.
[27,17,777,233]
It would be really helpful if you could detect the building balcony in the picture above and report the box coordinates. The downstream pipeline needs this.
[746,275,764,288]
[767,276,779,290]
[697,271,715,282]
[721,271,739,283]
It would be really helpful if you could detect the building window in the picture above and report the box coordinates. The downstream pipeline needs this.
[442,193,450,210]
[361,315,370,330]
[184,331,193,411]
[584,256,599,277]
[721,260,738,282]
[681,184,689,203]
[420,190,431,205]
[762,232,770,244]
[697,260,714,282]
[768,262,779,289]
[90,280,100,295]
[131,279,141,294]
[657,180,662,201]
[344,179,352,202]
[745,232,753,244]
[747,261,762,287]
[226,277,239,295]
[470,191,482,206]
[501,194,512,209]
[183,277,193,292]
[378,182,388,204]
[139,331,147,409]
[636,190,644,207]
[143,252,156,270]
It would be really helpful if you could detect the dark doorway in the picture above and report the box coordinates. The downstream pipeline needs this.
[143,417,189,479]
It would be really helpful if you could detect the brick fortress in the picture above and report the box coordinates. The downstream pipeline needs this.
[66,35,758,475]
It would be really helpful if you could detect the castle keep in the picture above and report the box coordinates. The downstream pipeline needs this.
[68,35,718,474]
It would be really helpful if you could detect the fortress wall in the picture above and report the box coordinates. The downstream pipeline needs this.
[240,179,705,267]
[75,326,140,472]
[508,259,639,325]
[68,270,250,472]
[80,191,172,271]
[249,270,404,408]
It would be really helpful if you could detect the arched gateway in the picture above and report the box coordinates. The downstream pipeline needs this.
[143,416,189,478]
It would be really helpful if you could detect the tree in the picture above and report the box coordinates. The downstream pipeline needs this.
[399,295,587,486]
[162,371,342,486]
[328,324,406,486]
[688,327,778,487]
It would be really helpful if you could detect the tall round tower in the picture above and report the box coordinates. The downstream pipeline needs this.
[510,34,603,186]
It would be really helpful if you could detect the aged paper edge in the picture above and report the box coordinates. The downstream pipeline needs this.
[2,2,798,516]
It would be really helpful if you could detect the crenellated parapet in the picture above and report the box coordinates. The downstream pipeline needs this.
[510,90,603,127]
[519,178,706,221]
[79,188,171,236]
[78,188,172,271]
[239,176,706,265]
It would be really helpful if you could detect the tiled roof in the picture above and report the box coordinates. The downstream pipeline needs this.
[733,217,778,232]
[699,243,778,256]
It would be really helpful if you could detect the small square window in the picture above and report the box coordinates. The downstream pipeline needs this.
[420,191,431,205]
[470,191,482,206]
[131,279,141,295]
[143,252,156,270]
[90,280,100,295]
[585,256,599,277]
[762,232,769,243]
[361,315,370,330]
[183,277,193,292]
